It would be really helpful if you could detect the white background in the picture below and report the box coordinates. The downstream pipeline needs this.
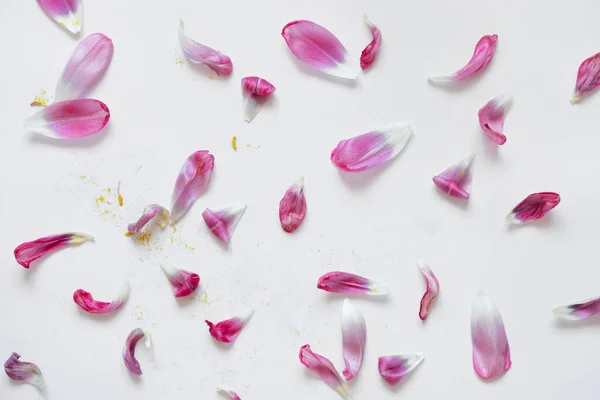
[1,0,600,399]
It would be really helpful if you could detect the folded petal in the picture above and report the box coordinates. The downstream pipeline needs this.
[428,34,497,83]
[282,20,357,80]
[317,271,388,296]
[571,52,600,104]
[127,205,169,234]
[73,282,130,314]
[171,150,215,223]
[241,76,276,122]
[378,354,424,386]
[218,388,242,400]
[24,99,110,139]
[279,177,307,233]
[37,0,82,34]
[160,263,200,298]
[552,296,600,321]
[123,328,151,375]
[205,310,254,343]
[478,93,512,145]
[178,20,233,76]
[471,292,511,380]
[4,353,44,391]
[202,203,246,244]
[360,14,382,70]
[14,233,93,269]
[299,344,353,400]
[506,192,560,224]
[432,153,475,200]
[418,260,440,321]
[341,299,366,381]
[331,124,412,172]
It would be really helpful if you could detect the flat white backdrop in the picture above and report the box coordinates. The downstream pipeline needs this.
[1,0,600,399]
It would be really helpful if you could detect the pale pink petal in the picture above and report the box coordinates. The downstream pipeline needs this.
[378,354,424,386]
[4,353,44,391]
[241,76,276,122]
[506,192,560,224]
[24,99,110,139]
[217,388,242,400]
[279,177,307,233]
[282,20,357,80]
[178,20,233,76]
[360,14,382,70]
[127,205,169,234]
[171,150,215,223]
[299,344,353,400]
[123,328,151,376]
[571,52,600,103]
[331,124,412,172]
[341,299,366,381]
[205,310,254,343]
[478,94,512,145]
[202,203,246,244]
[418,260,439,321]
[471,292,511,380]
[14,233,93,269]
[553,296,600,321]
[73,282,130,314]
[432,153,475,200]
[160,263,200,298]
[37,0,82,34]
[428,34,497,83]
[317,271,388,296]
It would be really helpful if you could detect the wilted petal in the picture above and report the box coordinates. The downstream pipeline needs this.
[123,328,151,375]
[160,263,200,298]
[341,299,366,381]
[571,52,600,104]
[279,177,307,233]
[317,271,388,296]
[432,153,475,200]
[24,99,110,139]
[127,205,169,234]
[4,353,44,391]
[378,354,424,386]
[73,282,130,314]
[241,76,276,122]
[506,192,560,224]
[171,150,215,223]
[478,94,512,145]
[471,292,511,380]
[360,14,382,70]
[37,0,82,34]
[428,34,497,83]
[178,20,233,76]
[217,388,242,400]
[299,344,353,400]
[202,203,246,244]
[282,20,357,80]
[553,296,600,321]
[330,124,412,172]
[418,260,439,321]
[14,233,93,269]
[205,310,254,343]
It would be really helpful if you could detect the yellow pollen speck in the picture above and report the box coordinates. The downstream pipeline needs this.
[124,232,132,237]
[118,194,123,206]
[137,232,152,246]
[231,136,237,150]
[209,75,215,80]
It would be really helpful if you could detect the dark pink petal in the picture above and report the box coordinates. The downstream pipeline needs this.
[122,328,151,375]
[4,353,44,391]
[241,76,276,122]
[299,344,353,400]
[279,177,307,233]
[341,299,365,381]
[553,296,600,320]
[317,271,388,296]
[432,153,475,200]
[24,99,110,139]
[37,0,81,34]
[282,20,357,80]
[378,354,424,386]
[205,310,254,343]
[418,261,439,321]
[506,192,560,224]
[160,263,200,298]
[202,203,246,244]
[478,94,512,146]
[14,233,93,269]
[571,52,600,103]
[178,20,233,76]
[73,282,130,314]
[171,150,214,223]
[218,388,242,400]
[127,204,169,234]
[360,14,382,70]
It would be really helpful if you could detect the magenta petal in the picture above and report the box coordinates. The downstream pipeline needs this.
[478,94,512,145]
[14,233,93,269]
[127,205,170,234]
[360,14,382,70]
[241,76,276,122]
[202,203,246,244]
[160,263,200,298]
[179,20,233,76]
[37,0,82,34]
[317,271,388,296]
[506,192,560,224]
[341,299,366,380]
[553,296,600,320]
[378,354,424,386]
[299,344,352,400]
[4,353,44,391]
[418,260,439,321]
[571,52,600,103]
[171,150,215,223]
[123,328,151,375]
[205,310,254,343]
[432,153,475,200]
[218,388,242,400]
[73,282,130,314]
[279,177,307,233]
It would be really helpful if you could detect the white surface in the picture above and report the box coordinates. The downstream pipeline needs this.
[1,0,600,399]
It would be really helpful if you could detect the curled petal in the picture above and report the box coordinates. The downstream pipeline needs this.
[428,34,497,83]
[178,20,233,76]
[279,177,307,233]
[202,203,247,244]
[378,354,424,386]
[478,94,512,145]
[14,233,93,269]
[571,52,600,104]
[432,153,475,200]
[241,76,276,122]
[553,296,600,321]
[56,33,114,100]
[360,14,382,70]
[471,292,511,380]
[317,271,388,296]
[74,282,130,314]
[341,299,366,381]
[127,205,170,234]
[4,353,44,391]
[282,20,357,80]
[218,388,242,400]
[24,99,110,139]
[418,260,439,321]
[123,328,151,375]
[331,124,412,172]
[171,150,215,223]
[299,344,353,400]
[205,310,254,343]
[506,192,560,224]
[160,263,200,298]
[37,0,82,34]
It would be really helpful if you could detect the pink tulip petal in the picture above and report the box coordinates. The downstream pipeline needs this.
[171,150,215,224]
[571,52,600,103]
[205,310,254,343]
[506,192,560,224]
[73,282,130,314]
[218,388,242,400]
[478,94,512,145]
[4,353,44,391]
[37,0,82,34]
[160,263,200,298]
[127,205,170,234]
[178,20,233,76]
[56,33,114,100]
[428,34,497,83]
[553,296,600,320]
[202,203,246,244]
[331,124,412,172]
[341,299,366,381]
[282,20,357,80]
[317,271,388,296]
[299,344,353,400]
[279,177,307,233]
[378,354,424,386]
[24,99,110,139]
[14,233,93,269]
[123,328,151,376]
[418,260,439,321]
[471,292,511,380]
[360,14,382,70]
[241,76,276,122]
[432,153,475,200]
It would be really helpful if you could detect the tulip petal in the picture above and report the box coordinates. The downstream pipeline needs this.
[160,263,200,298]
[378,354,424,386]
[471,292,511,380]
[205,310,254,343]
[571,52,600,103]
[171,150,215,224]
[432,153,475,200]
[178,20,233,76]
[506,192,561,224]
[428,34,497,83]
[127,205,170,234]
[202,203,246,244]
[14,233,93,269]
[341,299,366,381]
[317,271,388,296]
[553,296,600,321]
[478,93,512,145]
[4,353,44,391]
[360,14,382,70]
[24,99,110,139]
[218,388,242,400]
[282,20,357,80]
[330,124,412,172]
[123,328,151,375]
[299,344,353,400]
[418,260,439,321]
[37,0,82,34]
[241,76,276,122]
[73,282,130,314]
[279,177,307,233]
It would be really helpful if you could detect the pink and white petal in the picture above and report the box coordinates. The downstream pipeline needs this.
[418,260,440,321]
[202,203,247,244]
[360,14,382,70]
[478,93,512,145]
[178,20,233,76]
[37,0,82,34]
[282,20,357,80]
[279,177,307,233]
[571,52,600,104]
[241,77,276,122]
[4,353,45,391]
[205,310,254,343]
[171,150,215,223]
[378,353,424,386]
[217,388,242,400]
[14,232,94,269]
[24,99,110,139]
[73,281,130,314]
[299,344,353,400]
[123,328,151,375]
[317,271,388,296]
[341,299,366,380]
[127,205,170,234]
[432,153,475,200]
[506,192,561,224]
[160,263,200,298]
[552,296,600,321]
[471,292,511,380]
